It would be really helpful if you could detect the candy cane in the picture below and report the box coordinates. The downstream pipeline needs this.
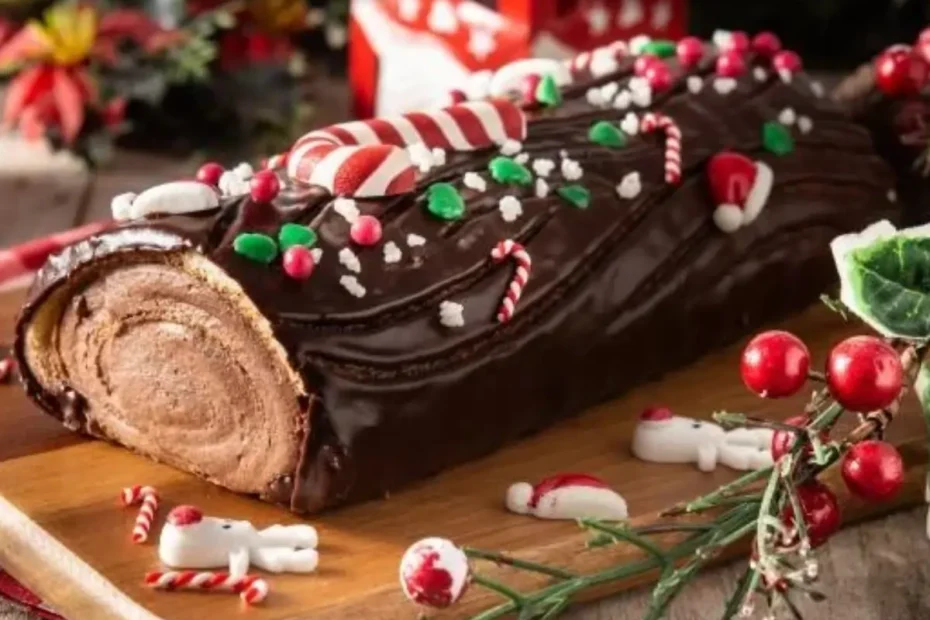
[491,240,531,323]
[640,112,682,184]
[564,41,628,79]
[144,571,269,605]
[286,100,526,198]
[262,153,288,171]
[120,485,159,543]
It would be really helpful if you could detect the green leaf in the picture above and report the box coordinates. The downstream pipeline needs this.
[588,121,627,148]
[426,182,465,220]
[845,235,930,339]
[488,156,533,186]
[640,40,676,58]
[535,74,562,107]
[762,121,794,156]
[233,233,278,264]
[278,223,317,250]
[557,184,591,209]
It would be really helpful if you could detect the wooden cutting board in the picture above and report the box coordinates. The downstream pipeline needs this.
[0,289,926,620]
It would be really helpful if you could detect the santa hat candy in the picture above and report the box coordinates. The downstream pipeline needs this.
[506,473,628,520]
[706,152,774,233]
[167,505,204,527]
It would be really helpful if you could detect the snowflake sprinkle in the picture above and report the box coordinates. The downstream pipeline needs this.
[499,196,523,222]
[383,241,402,264]
[438,301,465,328]
[339,247,361,273]
[340,275,366,298]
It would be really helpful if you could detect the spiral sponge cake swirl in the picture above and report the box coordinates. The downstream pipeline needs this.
[16,37,899,512]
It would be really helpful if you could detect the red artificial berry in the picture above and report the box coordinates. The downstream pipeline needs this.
[770,415,829,461]
[196,162,224,187]
[875,45,929,97]
[676,36,704,67]
[716,51,746,77]
[350,215,383,246]
[772,50,802,74]
[825,336,903,413]
[520,74,541,103]
[644,61,673,92]
[249,170,280,203]
[447,89,467,105]
[282,246,315,280]
[841,440,904,502]
[782,481,841,548]
[634,54,660,76]
[751,31,782,58]
[740,330,811,399]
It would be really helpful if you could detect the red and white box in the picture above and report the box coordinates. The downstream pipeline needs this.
[349,0,688,118]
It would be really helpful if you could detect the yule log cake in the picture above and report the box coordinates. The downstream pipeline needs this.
[15,33,899,513]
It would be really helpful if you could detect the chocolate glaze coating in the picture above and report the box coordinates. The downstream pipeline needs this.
[16,47,898,512]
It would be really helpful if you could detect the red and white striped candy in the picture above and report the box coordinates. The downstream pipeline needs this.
[0,220,111,288]
[287,100,526,198]
[262,153,288,171]
[490,240,531,323]
[120,485,158,544]
[144,571,269,605]
[565,41,628,79]
[640,113,682,184]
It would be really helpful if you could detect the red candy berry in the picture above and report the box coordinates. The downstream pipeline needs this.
[350,215,383,246]
[875,45,929,97]
[772,50,802,74]
[634,55,659,76]
[783,481,840,548]
[249,170,280,203]
[740,330,810,398]
[676,36,703,67]
[716,51,746,77]
[196,162,224,187]
[770,415,828,461]
[282,246,315,280]
[751,31,782,57]
[841,440,904,502]
[644,61,672,92]
[825,336,903,413]
[720,31,750,55]
[520,74,542,104]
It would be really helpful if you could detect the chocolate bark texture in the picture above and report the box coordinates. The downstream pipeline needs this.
[16,41,898,513]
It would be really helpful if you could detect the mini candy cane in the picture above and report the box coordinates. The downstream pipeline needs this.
[287,100,526,198]
[144,571,269,605]
[262,153,288,171]
[490,240,531,323]
[120,485,159,543]
[640,112,683,184]
[564,41,628,79]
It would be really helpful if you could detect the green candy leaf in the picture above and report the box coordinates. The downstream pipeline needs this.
[488,156,533,186]
[234,233,278,264]
[834,221,930,339]
[535,73,562,107]
[762,121,794,156]
[278,223,317,250]
[557,184,591,209]
[640,40,676,58]
[588,121,628,148]
[426,182,465,220]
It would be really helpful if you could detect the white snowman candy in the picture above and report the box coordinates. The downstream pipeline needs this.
[111,181,219,221]
[631,407,773,472]
[158,505,319,576]
[399,537,470,609]
[506,473,628,521]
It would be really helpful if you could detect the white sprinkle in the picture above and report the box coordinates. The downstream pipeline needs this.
[797,116,813,134]
[811,81,825,97]
[586,88,606,107]
[559,149,569,158]
[339,247,361,273]
[535,178,549,198]
[590,48,621,77]
[778,108,796,126]
[628,77,653,107]
[383,241,402,264]
[620,112,639,136]
[499,196,523,222]
[887,189,897,203]
[713,77,738,95]
[753,67,768,82]
[407,143,435,173]
[340,275,366,298]
[616,171,642,199]
[407,233,426,247]
[600,82,620,101]
[561,158,583,181]
[533,158,556,178]
[218,171,249,197]
[612,90,632,110]
[310,248,323,264]
[778,69,793,84]
[463,172,487,192]
[712,30,731,49]
[431,148,447,166]
[500,139,522,156]
[233,162,254,180]
[687,76,703,94]
[333,197,360,223]
[515,152,530,165]
[439,301,465,328]
[629,35,651,55]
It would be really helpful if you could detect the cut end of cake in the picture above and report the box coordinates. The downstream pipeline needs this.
[17,249,308,502]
